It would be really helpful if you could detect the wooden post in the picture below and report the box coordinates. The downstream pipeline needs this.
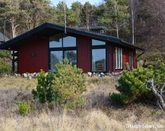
[12,50,15,73]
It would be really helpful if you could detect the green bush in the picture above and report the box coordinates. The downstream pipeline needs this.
[32,60,86,109]
[0,50,11,74]
[53,59,86,108]
[0,60,11,74]
[32,70,58,103]
[111,63,165,104]
[0,50,11,58]
[154,62,165,85]
[17,101,31,116]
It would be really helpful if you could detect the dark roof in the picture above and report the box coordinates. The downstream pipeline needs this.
[0,23,143,50]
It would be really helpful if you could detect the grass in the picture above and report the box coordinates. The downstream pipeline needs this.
[0,110,135,131]
[0,76,165,131]
[0,76,36,90]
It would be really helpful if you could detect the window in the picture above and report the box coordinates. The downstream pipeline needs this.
[63,36,76,47]
[92,39,106,72]
[92,49,106,72]
[49,34,62,48]
[64,50,77,65]
[129,52,134,69]
[49,34,77,70]
[50,51,63,70]
[115,47,122,69]
[92,39,106,46]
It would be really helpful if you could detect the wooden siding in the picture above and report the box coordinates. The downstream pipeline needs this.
[108,44,113,72]
[17,35,137,74]
[77,36,91,72]
[18,37,49,73]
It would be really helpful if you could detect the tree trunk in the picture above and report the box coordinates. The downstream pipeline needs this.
[86,13,90,31]
[130,0,135,45]
[114,1,119,38]
[149,79,165,110]
[10,17,19,38]
[116,22,119,38]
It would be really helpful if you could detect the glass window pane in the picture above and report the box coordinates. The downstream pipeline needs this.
[115,48,122,69]
[92,39,106,46]
[50,51,63,70]
[92,49,106,72]
[63,36,76,47]
[49,34,62,48]
[64,50,77,65]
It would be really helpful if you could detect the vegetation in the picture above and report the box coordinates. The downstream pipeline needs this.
[0,60,11,74]
[0,0,165,59]
[17,101,32,116]
[53,60,86,108]
[32,71,56,103]
[32,60,86,108]
[111,67,153,104]
[0,0,165,129]
[111,62,165,104]
[1,0,165,59]
[0,51,11,74]
[0,75,164,131]
[0,0,131,39]
[141,48,165,65]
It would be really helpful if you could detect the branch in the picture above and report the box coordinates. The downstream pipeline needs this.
[149,79,165,110]
[161,83,165,96]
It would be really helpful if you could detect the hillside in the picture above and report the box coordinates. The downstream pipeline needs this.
[0,76,164,131]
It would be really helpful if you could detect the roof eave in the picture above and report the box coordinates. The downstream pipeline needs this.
[0,23,144,51]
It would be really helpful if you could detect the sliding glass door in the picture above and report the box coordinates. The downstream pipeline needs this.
[92,39,107,72]
[92,49,106,72]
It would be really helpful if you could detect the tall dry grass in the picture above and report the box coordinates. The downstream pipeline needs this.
[0,76,165,131]
[0,109,164,131]
[0,76,37,90]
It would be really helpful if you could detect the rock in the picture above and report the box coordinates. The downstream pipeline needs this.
[88,72,92,77]
[22,73,28,78]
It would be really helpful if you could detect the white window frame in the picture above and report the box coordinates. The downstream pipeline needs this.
[115,47,123,69]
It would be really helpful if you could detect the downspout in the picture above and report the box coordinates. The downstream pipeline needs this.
[137,50,145,58]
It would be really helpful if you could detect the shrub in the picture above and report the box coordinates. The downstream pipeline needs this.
[0,50,11,58]
[32,60,86,109]
[154,62,165,85]
[111,66,153,104]
[0,50,11,74]
[17,101,31,116]
[53,59,86,108]
[111,62,165,104]
[0,60,11,74]
[32,70,58,103]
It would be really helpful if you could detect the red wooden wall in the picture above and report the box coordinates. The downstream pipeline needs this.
[77,36,91,72]
[18,37,49,73]
[133,51,137,68]
[108,45,113,72]
[17,35,137,74]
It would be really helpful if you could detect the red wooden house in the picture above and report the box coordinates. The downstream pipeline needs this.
[0,23,143,74]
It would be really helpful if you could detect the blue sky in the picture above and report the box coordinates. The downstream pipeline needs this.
[50,0,104,7]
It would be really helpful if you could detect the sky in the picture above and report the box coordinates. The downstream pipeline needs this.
[50,0,104,7]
